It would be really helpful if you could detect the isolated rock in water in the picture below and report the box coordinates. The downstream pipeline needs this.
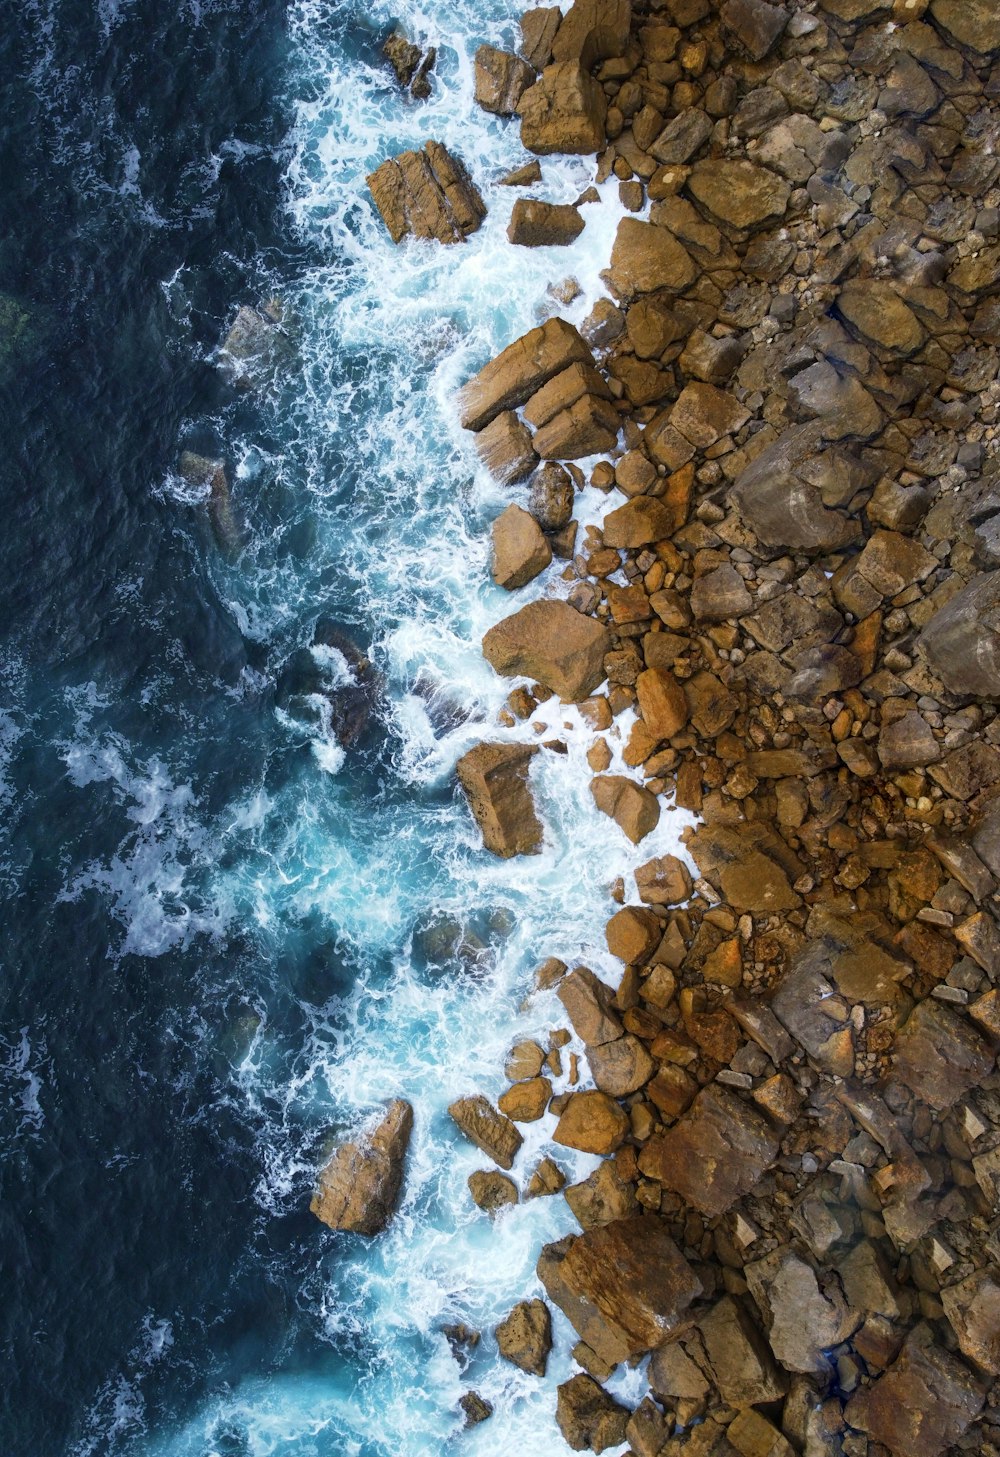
[557,965,623,1045]
[492,503,552,590]
[474,44,535,115]
[459,1391,493,1427]
[468,1169,518,1214]
[218,303,289,390]
[508,199,585,247]
[179,451,242,554]
[496,1299,552,1376]
[917,571,1000,699]
[456,741,542,857]
[310,1099,413,1235]
[383,30,436,98]
[517,62,608,155]
[311,620,382,748]
[844,1323,985,1457]
[556,1374,629,1452]
[482,598,611,700]
[448,1094,523,1169]
[367,142,485,244]
[458,317,594,432]
[551,0,631,68]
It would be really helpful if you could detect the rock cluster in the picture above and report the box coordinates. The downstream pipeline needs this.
[367,142,486,244]
[446,0,1000,1449]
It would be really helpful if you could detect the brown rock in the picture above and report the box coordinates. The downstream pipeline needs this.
[890,1000,994,1111]
[528,1155,566,1196]
[564,1159,639,1228]
[687,159,790,231]
[844,1323,985,1457]
[558,966,624,1045]
[606,217,697,303]
[722,0,788,60]
[877,711,940,770]
[728,1410,796,1457]
[587,1035,656,1096]
[556,1374,629,1452]
[505,1040,545,1080]
[635,854,692,906]
[636,666,689,741]
[838,281,925,356]
[534,393,621,459]
[698,1295,789,1407]
[456,742,542,858]
[591,774,661,843]
[745,1246,855,1375]
[498,1075,552,1121]
[474,409,537,485]
[520,6,561,68]
[491,504,552,590]
[311,1100,413,1235]
[448,1094,523,1169]
[551,0,632,69]
[941,1270,1000,1376]
[603,495,677,548]
[917,571,1000,700]
[733,424,860,553]
[367,143,486,245]
[508,198,585,246]
[719,850,800,914]
[483,598,611,700]
[523,362,611,430]
[671,382,750,449]
[606,905,662,964]
[458,317,593,432]
[626,1397,671,1457]
[496,1299,552,1376]
[638,1085,780,1217]
[691,563,753,621]
[474,44,535,116]
[529,461,574,530]
[517,61,608,156]
[554,1090,630,1153]
[929,0,1000,54]
[468,1169,519,1213]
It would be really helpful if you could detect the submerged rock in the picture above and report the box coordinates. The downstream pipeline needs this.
[367,142,486,244]
[217,302,291,390]
[310,1099,413,1235]
[178,451,243,555]
[455,741,543,857]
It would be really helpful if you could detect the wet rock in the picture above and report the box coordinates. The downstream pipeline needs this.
[586,1034,655,1096]
[917,571,1000,700]
[475,409,537,484]
[459,1391,493,1427]
[529,461,574,531]
[383,30,436,97]
[498,1075,551,1121]
[508,199,585,247]
[482,598,612,700]
[367,142,486,244]
[474,44,535,116]
[468,1168,519,1213]
[311,1099,413,1235]
[520,6,561,69]
[492,504,552,590]
[557,966,624,1045]
[553,1090,630,1153]
[517,62,608,155]
[456,742,543,858]
[941,1270,1000,1376]
[687,159,790,231]
[551,0,632,69]
[889,999,993,1111]
[591,774,661,843]
[524,361,611,430]
[505,1040,546,1080]
[844,1323,985,1457]
[722,0,788,60]
[698,1295,789,1407]
[606,218,697,303]
[528,1155,566,1197]
[556,1374,629,1452]
[533,392,621,459]
[179,451,242,554]
[626,1397,671,1457]
[606,905,662,965]
[745,1246,855,1374]
[638,1086,780,1217]
[496,1299,552,1376]
[459,317,593,432]
[448,1094,524,1169]
[500,159,542,187]
[218,303,289,390]
[564,1159,639,1228]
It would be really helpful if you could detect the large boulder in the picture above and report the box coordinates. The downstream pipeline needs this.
[456,741,543,857]
[602,495,678,548]
[553,1090,629,1153]
[844,1323,985,1457]
[508,199,585,247]
[458,318,593,432]
[310,1100,413,1235]
[591,774,660,843]
[732,424,861,552]
[686,159,791,231]
[556,1374,629,1452]
[482,598,611,700]
[473,44,535,116]
[638,1086,780,1217]
[492,504,552,590]
[517,61,608,155]
[551,0,631,68]
[929,0,1000,54]
[448,1094,524,1169]
[368,142,486,244]
[496,1299,552,1376]
[606,218,697,303]
[917,571,1000,699]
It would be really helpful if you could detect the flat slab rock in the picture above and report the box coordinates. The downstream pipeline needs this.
[367,141,485,245]
[310,1099,413,1235]
[637,1084,780,1218]
[458,317,594,432]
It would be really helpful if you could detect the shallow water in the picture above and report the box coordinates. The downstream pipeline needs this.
[1,2,693,1453]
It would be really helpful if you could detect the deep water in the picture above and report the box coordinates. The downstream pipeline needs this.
[0,2,692,1454]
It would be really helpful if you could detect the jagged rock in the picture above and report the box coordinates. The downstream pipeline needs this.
[838,281,925,356]
[844,1323,985,1457]
[929,0,1000,54]
[728,1410,796,1457]
[508,199,584,247]
[556,1374,629,1452]
[606,218,697,303]
[474,44,535,116]
[722,0,788,60]
[917,571,1000,700]
[606,905,662,964]
[650,108,714,166]
[383,31,435,97]
[496,1299,552,1376]
[492,504,552,590]
[468,1169,518,1213]
[636,667,689,742]
[528,1155,566,1197]
[691,563,753,621]
[505,1040,545,1080]
[482,598,611,700]
[456,742,542,857]
[889,999,994,1111]
[551,0,632,68]
[697,1295,789,1407]
[745,1247,856,1374]
[475,409,537,485]
[671,382,750,448]
[459,318,593,432]
[687,159,790,230]
[732,424,860,552]
[788,361,883,440]
[448,1094,524,1169]
[539,1215,702,1366]
[649,1340,711,1403]
[520,6,561,69]
[586,1035,655,1096]
[529,461,574,531]
[638,1086,780,1217]
[524,362,612,429]
[941,1270,1000,1376]
[557,966,624,1045]
[459,1391,493,1427]
[591,774,660,843]
[218,304,288,390]
[310,1100,413,1235]
[553,1090,629,1153]
[564,1159,639,1227]
[518,62,608,155]
[367,142,485,245]
[626,1397,671,1457]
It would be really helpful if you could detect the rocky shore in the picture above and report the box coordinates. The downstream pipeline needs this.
[318,1,1000,1452]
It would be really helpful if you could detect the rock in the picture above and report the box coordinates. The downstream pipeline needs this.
[586,1035,656,1096]
[556,1374,629,1453]
[636,854,692,906]
[496,1299,552,1376]
[367,142,486,244]
[218,304,288,390]
[474,44,535,115]
[482,598,611,700]
[687,159,790,231]
[179,451,242,553]
[448,1094,524,1169]
[626,1397,671,1457]
[475,410,537,484]
[383,31,435,97]
[553,1090,630,1153]
[650,109,714,166]
[459,1391,493,1427]
[941,1270,1000,1376]
[691,563,753,621]
[508,198,585,246]
[917,571,1000,700]
[697,1295,789,1407]
[518,62,608,155]
[505,1040,546,1080]
[638,1086,780,1217]
[591,774,660,843]
[746,1247,855,1375]
[606,905,662,964]
[541,1215,702,1366]
[649,1340,711,1403]
[929,0,1000,54]
[533,393,621,459]
[733,425,860,552]
[551,0,632,69]
[310,1100,413,1235]
[492,504,552,590]
[602,495,677,548]
[528,1155,566,1196]
[606,218,697,303]
[468,1169,519,1213]
[557,966,624,1045]
[564,1159,639,1227]
[498,1075,552,1121]
[520,6,561,68]
[788,361,883,440]
[529,461,574,531]
[844,1323,985,1457]
[671,382,751,450]
[838,281,924,356]
[636,667,689,741]
[727,1410,796,1457]
[722,0,788,60]
[456,742,543,857]
[877,711,940,770]
[524,362,612,430]
[889,1000,993,1111]
[500,159,543,186]
[458,317,593,432]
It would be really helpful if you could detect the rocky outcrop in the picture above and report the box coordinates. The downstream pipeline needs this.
[310,1100,412,1235]
[367,142,485,244]
[482,598,611,700]
[517,62,608,155]
[458,318,593,432]
[455,741,542,857]
[383,30,435,98]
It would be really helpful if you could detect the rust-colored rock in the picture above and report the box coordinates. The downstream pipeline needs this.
[553,1090,629,1153]
[491,503,552,590]
[367,143,485,244]
[310,1100,413,1235]
[844,1323,985,1457]
[458,317,593,432]
[636,666,689,742]
[517,61,608,155]
[456,742,542,857]
[448,1094,523,1169]
[591,774,660,843]
[483,598,611,700]
[638,1085,780,1217]
[496,1299,552,1376]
